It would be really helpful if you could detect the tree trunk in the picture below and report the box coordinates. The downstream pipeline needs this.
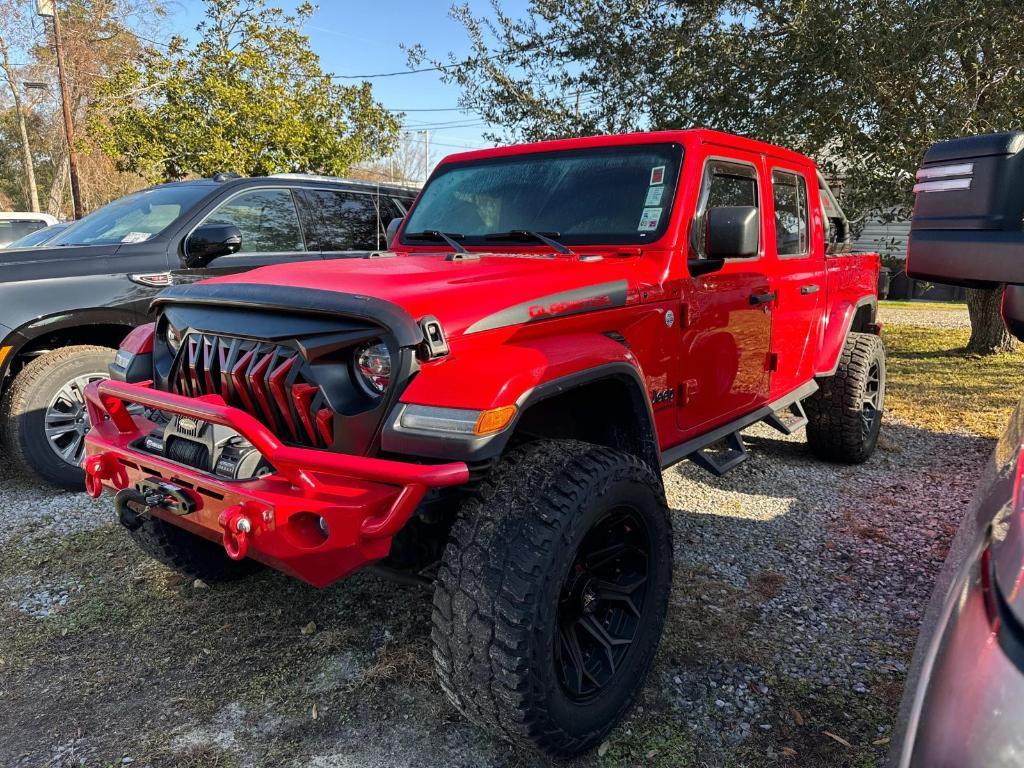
[46,153,69,218]
[966,287,1017,354]
[0,36,40,212]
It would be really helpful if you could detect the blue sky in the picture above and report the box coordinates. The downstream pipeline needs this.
[161,0,531,156]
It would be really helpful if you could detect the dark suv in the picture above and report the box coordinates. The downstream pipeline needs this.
[0,174,417,488]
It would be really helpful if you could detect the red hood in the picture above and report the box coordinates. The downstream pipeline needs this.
[206,253,655,337]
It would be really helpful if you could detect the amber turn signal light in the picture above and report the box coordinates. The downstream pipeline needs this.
[474,405,517,436]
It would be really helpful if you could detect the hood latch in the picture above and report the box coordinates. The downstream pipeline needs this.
[418,315,450,360]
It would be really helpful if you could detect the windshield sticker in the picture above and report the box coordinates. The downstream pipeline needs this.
[649,166,666,185]
[638,207,663,231]
[121,232,151,244]
[644,186,664,206]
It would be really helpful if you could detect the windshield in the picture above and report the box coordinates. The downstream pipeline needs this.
[51,184,211,247]
[402,143,683,247]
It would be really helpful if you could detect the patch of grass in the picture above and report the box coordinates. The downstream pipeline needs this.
[750,570,787,599]
[883,324,1023,437]
[880,300,966,311]
[730,676,893,768]
[600,715,697,767]
[660,565,765,667]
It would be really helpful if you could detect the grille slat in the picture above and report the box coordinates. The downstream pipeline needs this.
[173,335,330,448]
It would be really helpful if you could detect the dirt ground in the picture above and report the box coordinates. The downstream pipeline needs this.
[0,302,1003,768]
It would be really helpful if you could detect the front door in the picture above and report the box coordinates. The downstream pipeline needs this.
[676,154,773,434]
[172,187,322,283]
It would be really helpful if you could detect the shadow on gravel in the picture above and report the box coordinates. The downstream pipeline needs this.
[0,420,995,768]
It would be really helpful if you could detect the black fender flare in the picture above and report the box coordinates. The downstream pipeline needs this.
[1,308,143,384]
[381,361,661,469]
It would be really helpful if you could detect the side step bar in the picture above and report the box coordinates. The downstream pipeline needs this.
[762,399,809,436]
[660,380,818,477]
[688,430,749,477]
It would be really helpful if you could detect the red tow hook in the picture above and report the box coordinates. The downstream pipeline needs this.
[83,453,128,498]
[218,503,263,560]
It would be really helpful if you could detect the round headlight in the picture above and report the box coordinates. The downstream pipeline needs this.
[164,321,183,355]
[355,341,391,395]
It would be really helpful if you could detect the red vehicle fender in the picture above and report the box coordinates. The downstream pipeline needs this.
[814,295,878,376]
[400,332,647,413]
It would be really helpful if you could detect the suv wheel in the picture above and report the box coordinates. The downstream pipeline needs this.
[431,440,672,757]
[805,331,886,464]
[2,345,114,489]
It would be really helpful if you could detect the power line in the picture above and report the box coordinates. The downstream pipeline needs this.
[388,106,467,113]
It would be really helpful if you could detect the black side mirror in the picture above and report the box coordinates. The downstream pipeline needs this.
[184,224,242,268]
[705,206,760,259]
[386,217,403,249]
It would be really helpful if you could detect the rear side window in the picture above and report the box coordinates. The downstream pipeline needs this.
[772,170,809,257]
[691,160,759,258]
[304,190,383,251]
[205,188,305,253]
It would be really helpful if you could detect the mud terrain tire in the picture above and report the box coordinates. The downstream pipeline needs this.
[2,345,114,489]
[431,440,672,757]
[130,516,263,582]
[805,331,886,464]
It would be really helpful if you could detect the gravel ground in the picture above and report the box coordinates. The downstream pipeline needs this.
[0,308,993,767]
[877,303,969,329]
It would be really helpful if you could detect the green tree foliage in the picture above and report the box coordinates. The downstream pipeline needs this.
[418,0,1024,219]
[94,0,400,181]
[416,0,1024,351]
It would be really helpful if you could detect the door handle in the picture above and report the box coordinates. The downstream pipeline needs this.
[800,284,820,295]
[749,291,776,306]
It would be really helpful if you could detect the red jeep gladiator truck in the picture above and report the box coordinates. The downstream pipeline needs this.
[81,129,883,757]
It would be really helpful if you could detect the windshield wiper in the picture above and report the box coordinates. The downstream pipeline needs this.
[403,230,466,253]
[484,230,573,255]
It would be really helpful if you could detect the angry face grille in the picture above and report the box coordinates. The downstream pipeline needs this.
[173,334,333,449]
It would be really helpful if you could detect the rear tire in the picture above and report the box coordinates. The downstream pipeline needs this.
[431,440,672,757]
[805,332,886,464]
[1,345,115,489]
[130,516,263,583]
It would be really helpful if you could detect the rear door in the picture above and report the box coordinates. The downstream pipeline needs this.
[299,188,399,256]
[765,164,826,396]
[173,186,321,282]
[676,152,774,433]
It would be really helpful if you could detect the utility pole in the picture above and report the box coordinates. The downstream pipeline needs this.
[418,129,430,183]
[39,0,83,219]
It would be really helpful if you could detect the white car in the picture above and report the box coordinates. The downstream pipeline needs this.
[0,212,60,248]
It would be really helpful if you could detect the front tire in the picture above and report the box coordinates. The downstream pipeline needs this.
[431,441,672,757]
[129,516,263,583]
[1,345,115,489]
[805,331,886,464]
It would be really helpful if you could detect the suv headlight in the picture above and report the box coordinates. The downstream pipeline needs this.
[355,340,391,395]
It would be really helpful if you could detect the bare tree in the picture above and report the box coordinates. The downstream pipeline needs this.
[0,3,40,212]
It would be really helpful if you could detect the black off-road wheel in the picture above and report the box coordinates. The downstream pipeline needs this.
[805,332,886,464]
[431,440,672,757]
[1,345,115,489]
[129,515,263,583]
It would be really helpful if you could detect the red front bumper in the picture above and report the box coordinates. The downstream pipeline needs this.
[83,379,469,587]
